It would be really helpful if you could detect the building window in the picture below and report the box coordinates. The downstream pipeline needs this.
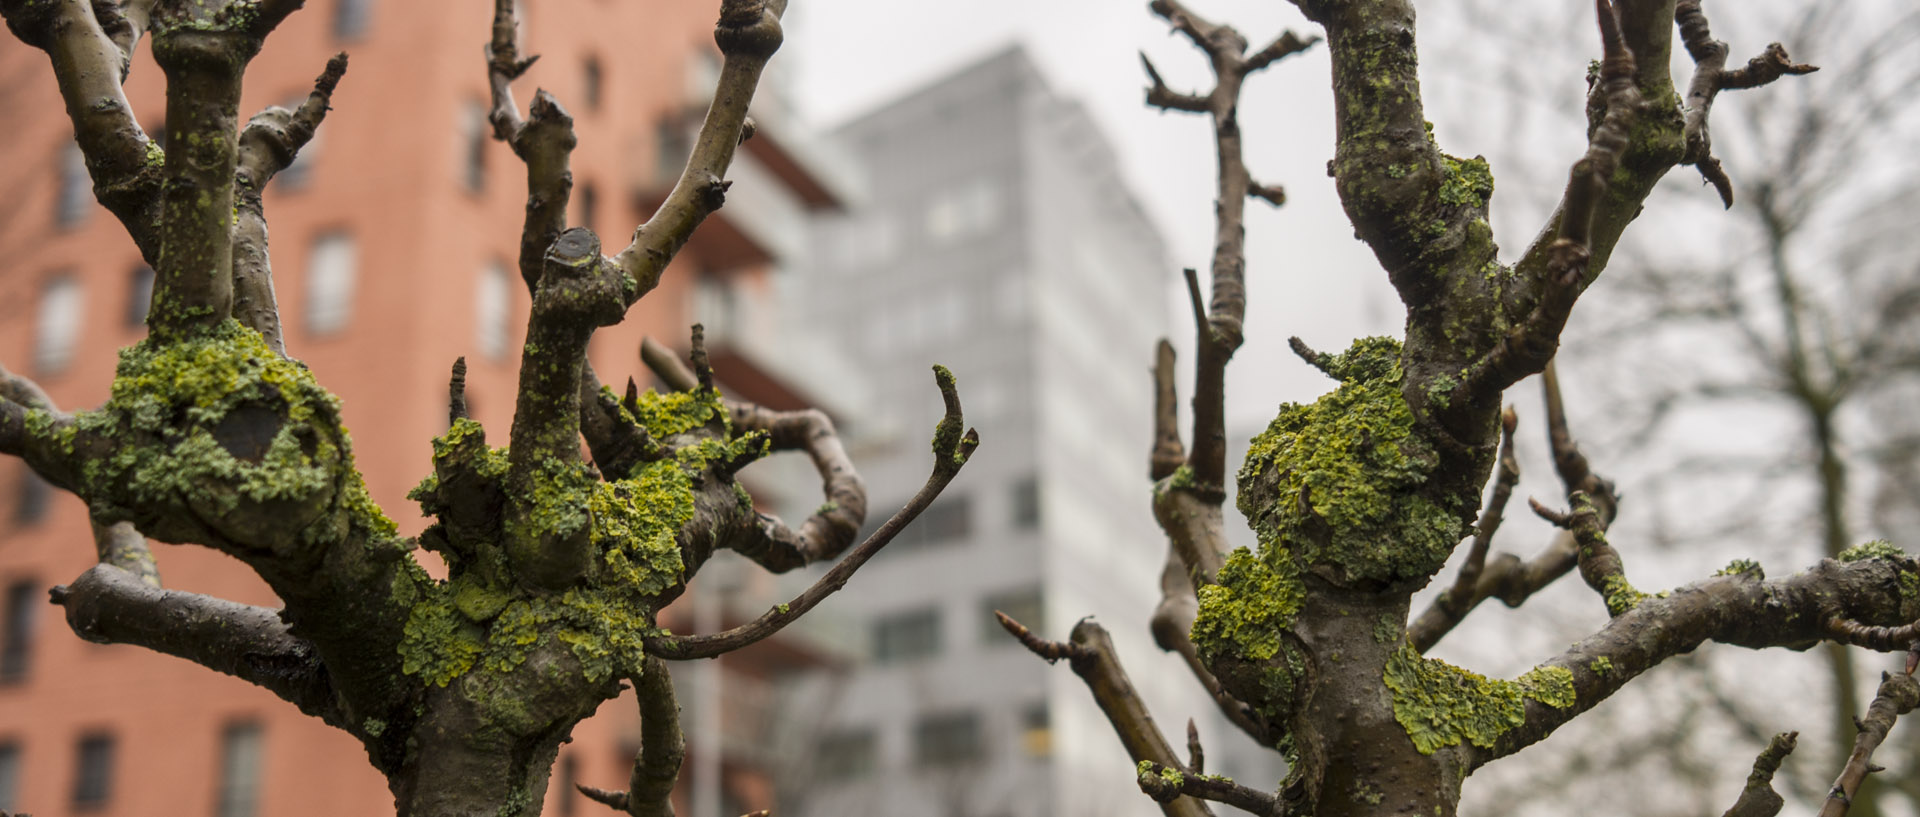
[34,274,83,375]
[476,261,513,361]
[216,722,263,817]
[305,232,357,336]
[0,580,35,682]
[125,265,153,328]
[332,0,371,40]
[815,730,875,781]
[576,182,598,233]
[1020,703,1051,757]
[72,732,114,809]
[556,754,578,817]
[462,101,489,193]
[924,180,1000,243]
[14,468,49,528]
[913,712,982,769]
[582,56,603,112]
[1010,476,1040,529]
[982,587,1042,645]
[870,495,971,551]
[872,607,940,664]
[0,741,18,812]
[56,144,90,228]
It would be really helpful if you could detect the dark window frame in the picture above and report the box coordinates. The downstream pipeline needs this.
[872,607,941,664]
[72,731,114,810]
[913,711,983,769]
[0,579,38,682]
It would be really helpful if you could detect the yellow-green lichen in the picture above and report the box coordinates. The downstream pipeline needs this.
[1601,574,1649,617]
[1839,540,1905,563]
[1715,559,1764,578]
[1588,656,1613,675]
[1190,547,1308,714]
[1438,154,1493,209]
[628,387,724,439]
[70,319,394,546]
[591,458,693,599]
[1235,337,1464,585]
[1384,646,1576,755]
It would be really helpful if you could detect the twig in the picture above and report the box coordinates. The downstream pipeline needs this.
[1673,1,1817,208]
[1149,339,1185,481]
[1419,407,1520,647]
[579,656,684,817]
[646,367,977,660]
[233,52,349,356]
[1819,672,1920,817]
[721,402,868,572]
[1019,616,1217,817]
[1138,759,1283,817]
[613,0,786,303]
[1463,0,1643,397]
[1721,731,1797,817]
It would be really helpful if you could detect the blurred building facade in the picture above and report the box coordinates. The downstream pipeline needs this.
[774,46,1282,817]
[0,1,850,815]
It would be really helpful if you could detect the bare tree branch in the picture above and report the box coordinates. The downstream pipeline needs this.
[1722,731,1797,817]
[1003,615,1218,817]
[233,52,349,356]
[613,0,785,301]
[1472,552,1920,768]
[1819,672,1920,817]
[646,367,976,660]
[51,564,344,728]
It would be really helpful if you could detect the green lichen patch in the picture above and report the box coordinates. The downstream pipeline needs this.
[1235,337,1464,585]
[1601,574,1649,617]
[1384,646,1575,755]
[628,387,725,438]
[1190,547,1310,716]
[1374,610,1404,645]
[591,459,692,599]
[71,319,394,546]
[1192,548,1304,665]
[1839,540,1906,563]
[1438,154,1494,209]
[1588,656,1613,675]
[1715,559,1764,579]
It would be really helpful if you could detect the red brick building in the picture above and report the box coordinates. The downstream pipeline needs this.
[0,0,844,814]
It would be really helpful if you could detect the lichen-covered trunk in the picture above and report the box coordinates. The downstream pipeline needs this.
[1290,592,1468,817]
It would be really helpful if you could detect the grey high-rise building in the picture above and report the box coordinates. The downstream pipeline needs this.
[772,46,1282,817]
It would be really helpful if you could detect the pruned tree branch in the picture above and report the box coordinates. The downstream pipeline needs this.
[1675,0,1818,208]
[1471,551,1920,768]
[645,366,976,660]
[721,403,867,572]
[577,656,685,817]
[1003,615,1218,817]
[1137,758,1284,817]
[233,52,349,356]
[52,563,344,728]
[612,0,785,301]
[1,0,165,263]
[1722,731,1797,817]
[1819,672,1920,817]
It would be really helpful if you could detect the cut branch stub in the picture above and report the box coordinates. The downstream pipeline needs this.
[503,228,634,591]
